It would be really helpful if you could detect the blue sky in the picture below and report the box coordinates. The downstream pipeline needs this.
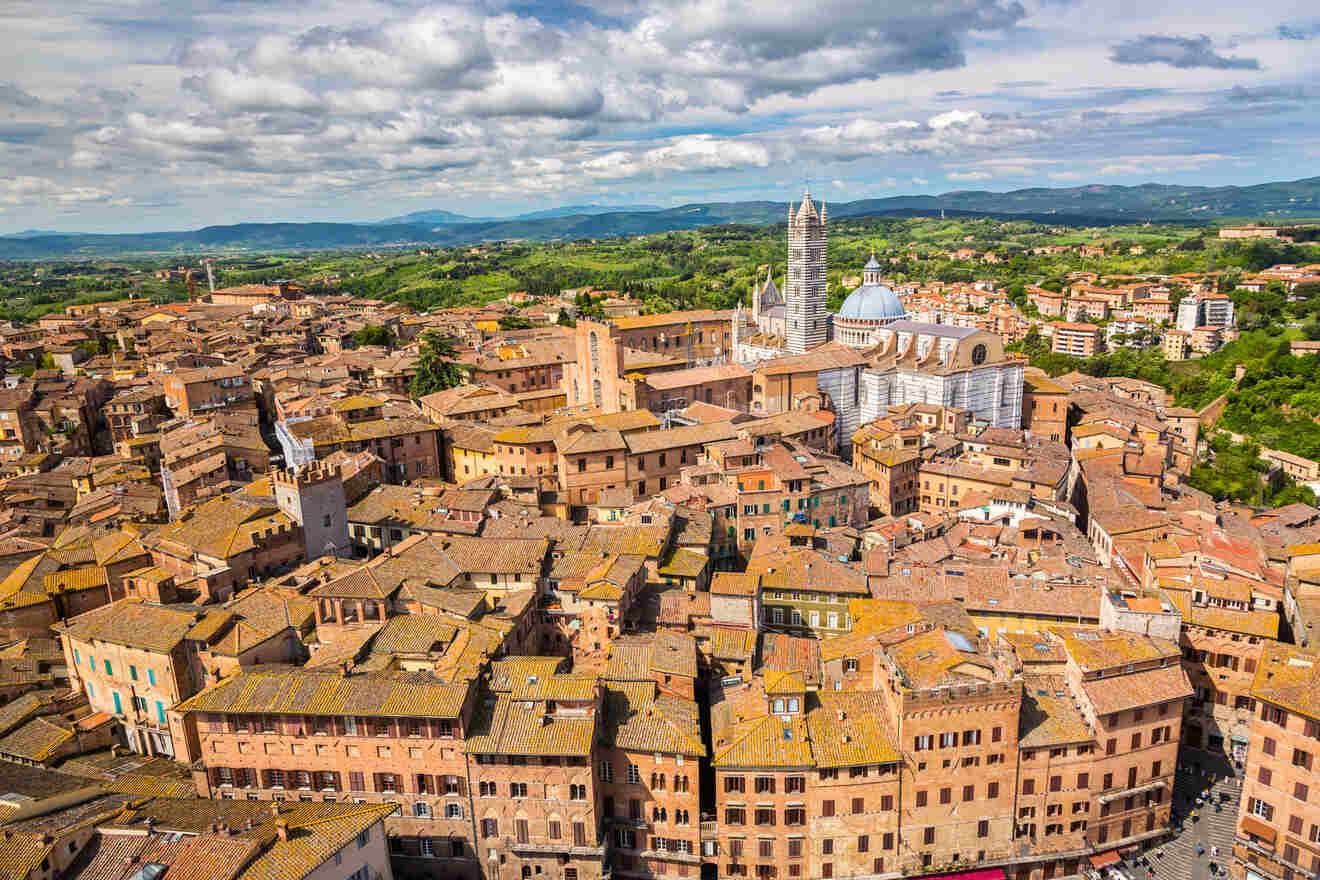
[2,0,1319,232]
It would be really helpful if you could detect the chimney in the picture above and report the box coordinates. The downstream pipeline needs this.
[275,819,290,842]
[270,802,282,817]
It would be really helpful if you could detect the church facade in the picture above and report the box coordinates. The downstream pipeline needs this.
[859,322,1024,429]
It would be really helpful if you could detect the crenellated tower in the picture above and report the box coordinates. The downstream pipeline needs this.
[785,190,828,353]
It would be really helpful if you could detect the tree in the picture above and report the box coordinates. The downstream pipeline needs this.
[410,331,465,398]
[556,309,575,327]
[352,324,396,349]
[498,315,534,331]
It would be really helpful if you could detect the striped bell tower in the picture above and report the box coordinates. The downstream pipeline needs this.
[785,190,827,354]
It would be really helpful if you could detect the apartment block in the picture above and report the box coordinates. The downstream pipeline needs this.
[1051,323,1104,357]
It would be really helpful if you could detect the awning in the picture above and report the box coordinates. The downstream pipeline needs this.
[1089,851,1121,869]
[1231,735,1250,744]
[923,870,1006,880]
[1241,816,1278,844]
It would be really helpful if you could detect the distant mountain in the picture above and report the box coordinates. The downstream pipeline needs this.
[510,204,663,221]
[376,203,665,224]
[5,176,1320,258]
[1,229,61,239]
[373,209,486,225]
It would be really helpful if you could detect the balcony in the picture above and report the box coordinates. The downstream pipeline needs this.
[638,849,700,866]
[510,840,606,858]
[700,821,718,840]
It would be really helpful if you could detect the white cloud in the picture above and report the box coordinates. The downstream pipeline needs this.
[0,0,1315,228]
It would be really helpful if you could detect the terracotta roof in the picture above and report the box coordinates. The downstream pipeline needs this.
[1019,674,1092,747]
[1083,663,1192,716]
[466,691,596,757]
[710,572,758,597]
[1251,641,1320,720]
[57,599,223,654]
[174,668,470,719]
[0,716,73,762]
[601,681,706,757]
[1054,628,1179,671]
[805,690,900,767]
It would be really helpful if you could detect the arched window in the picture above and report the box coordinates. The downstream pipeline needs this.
[589,332,600,373]
[592,378,602,407]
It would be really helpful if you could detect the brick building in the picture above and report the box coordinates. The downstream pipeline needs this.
[1232,641,1320,880]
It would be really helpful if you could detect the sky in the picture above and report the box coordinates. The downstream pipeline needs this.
[2,0,1319,233]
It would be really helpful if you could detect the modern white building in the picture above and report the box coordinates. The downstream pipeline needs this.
[859,322,1024,429]
[1176,293,1236,332]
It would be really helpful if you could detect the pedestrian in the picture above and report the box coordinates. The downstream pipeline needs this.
[1197,843,1205,857]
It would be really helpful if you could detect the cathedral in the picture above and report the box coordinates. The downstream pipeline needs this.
[731,189,1023,433]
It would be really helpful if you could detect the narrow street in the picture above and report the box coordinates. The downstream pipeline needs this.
[1117,749,1239,880]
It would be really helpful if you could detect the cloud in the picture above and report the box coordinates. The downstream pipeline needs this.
[0,0,1314,228]
[1110,35,1260,70]
[0,176,111,207]
[184,70,319,112]
[1095,153,1231,175]
[1278,22,1320,40]
[0,83,40,109]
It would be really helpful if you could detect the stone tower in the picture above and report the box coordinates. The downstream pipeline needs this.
[272,462,349,562]
[786,191,828,354]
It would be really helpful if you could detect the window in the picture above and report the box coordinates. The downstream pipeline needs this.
[857,835,869,853]
[987,782,999,799]
[130,665,138,681]
[923,827,935,846]
[104,660,113,675]
[852,798,864,814]
[627,763,641,784]
[916,791,928,807]
[413,802,431,818]
[599,761,614,783]
[939,788,951,805]
[482,819,498,838]
[445,803,463,819]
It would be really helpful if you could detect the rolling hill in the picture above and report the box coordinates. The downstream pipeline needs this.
[4,177,1320,259]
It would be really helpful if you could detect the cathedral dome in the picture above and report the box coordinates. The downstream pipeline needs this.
[837,282,906,322]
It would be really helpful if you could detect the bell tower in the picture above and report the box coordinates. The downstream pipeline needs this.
[785,191,827,354]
